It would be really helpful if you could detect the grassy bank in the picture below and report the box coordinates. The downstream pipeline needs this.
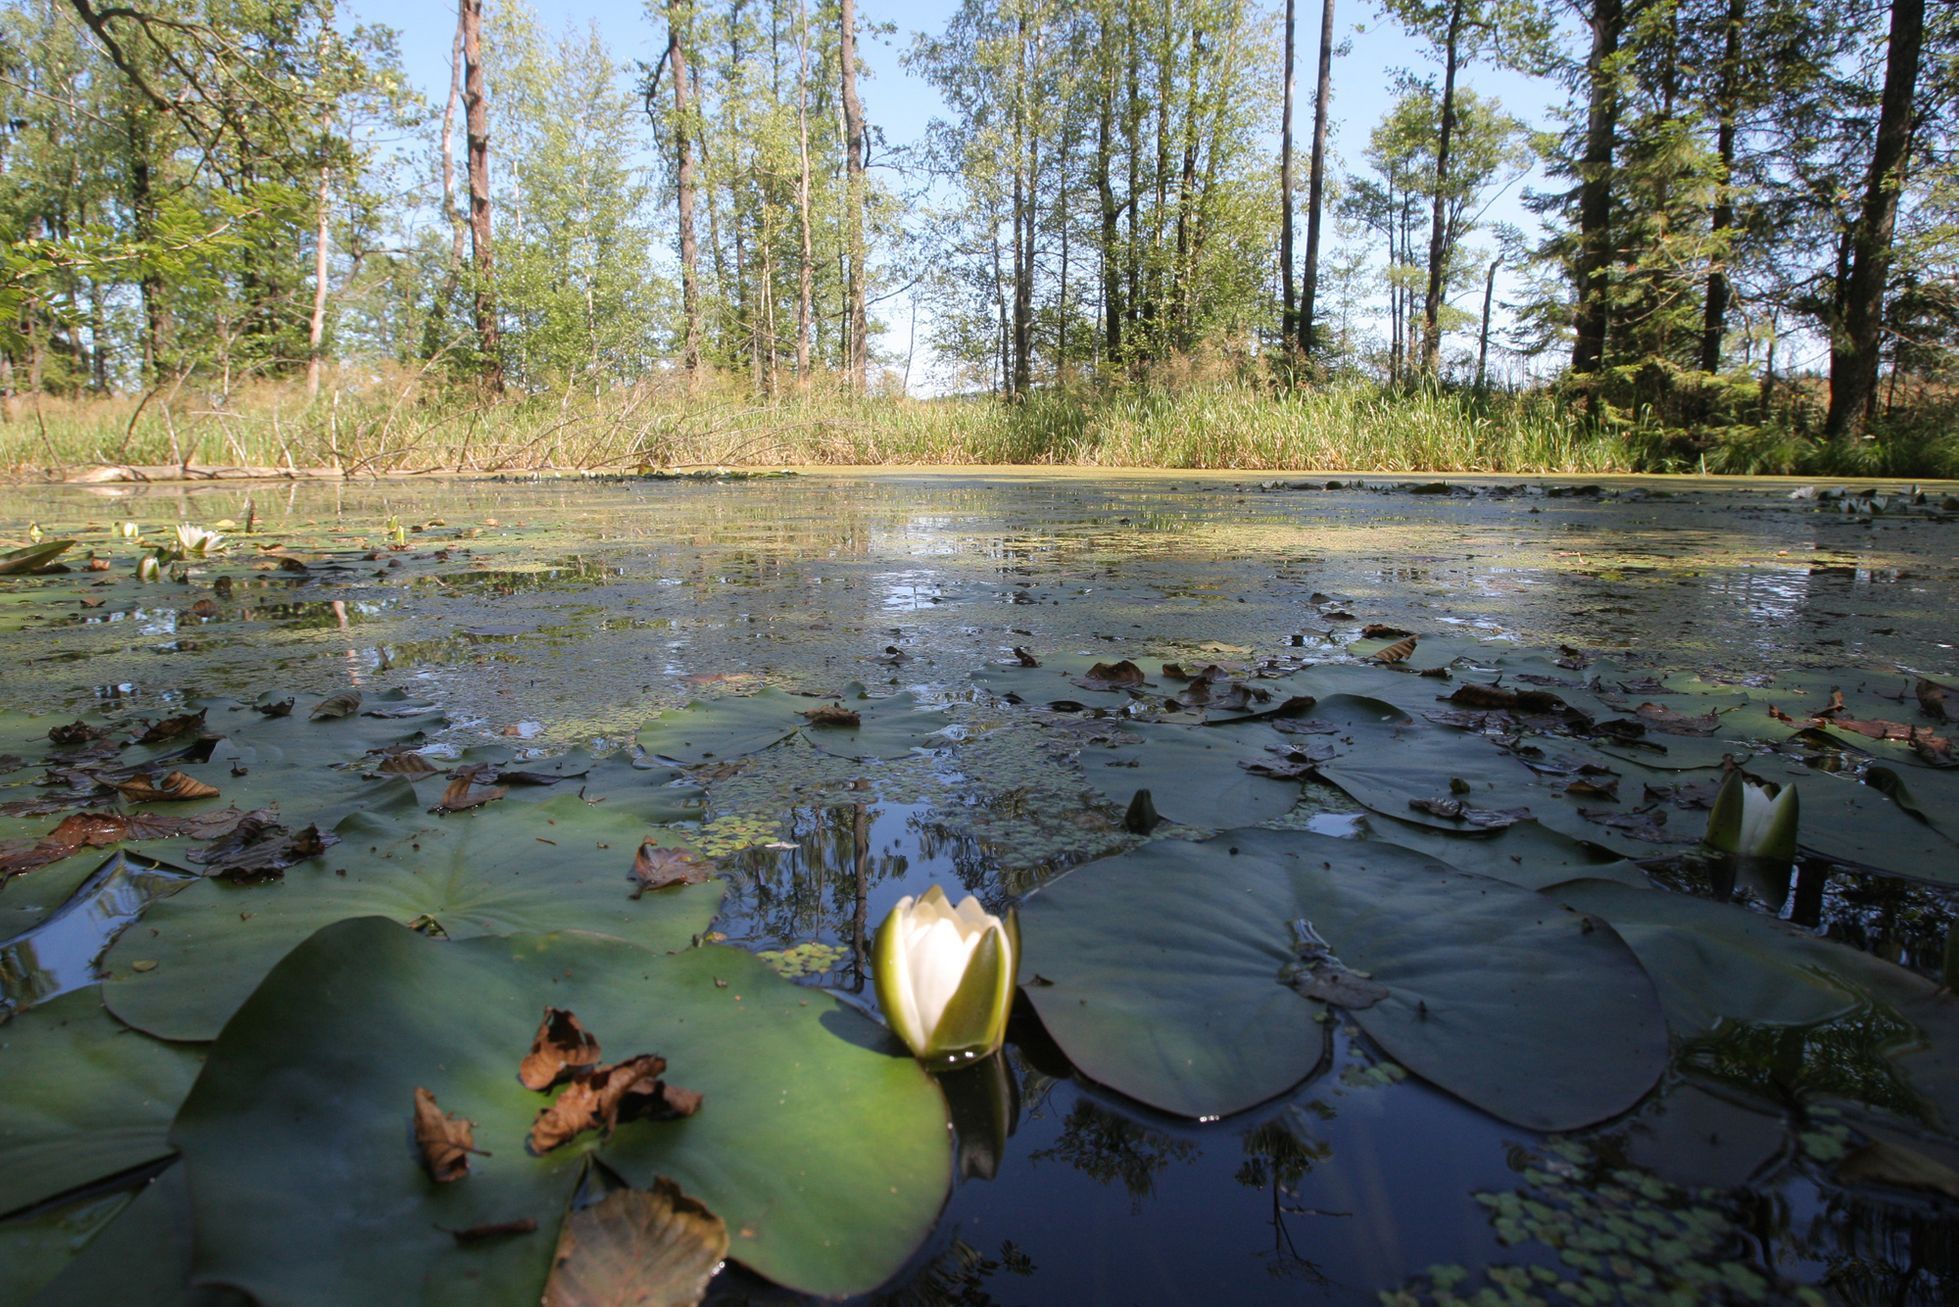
[4,375,1954,478]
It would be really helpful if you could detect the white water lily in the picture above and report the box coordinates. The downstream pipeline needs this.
[137,554,162,582]
[874,886,1018,1066]
[173,523,225,557]
[1705,770,1799,862]
[117,520,142,540]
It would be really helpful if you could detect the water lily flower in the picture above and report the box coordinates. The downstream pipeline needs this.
[117,520,142,540]
[137,554,162,582]
[173,523,224,557]
[1704,770,1798,862]
[874,886,1018,1066]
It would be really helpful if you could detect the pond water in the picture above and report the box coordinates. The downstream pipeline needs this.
[0,470,1955,1305]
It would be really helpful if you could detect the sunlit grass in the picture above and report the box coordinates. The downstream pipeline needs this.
[5,372,1952,477]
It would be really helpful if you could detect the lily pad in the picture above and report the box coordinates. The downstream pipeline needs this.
[0,540,76,576]
[795,687,953,761]
[23,1166,244,1307]
[0,989,203,1216]
[103,792,723,1041]
[634,693,801,767]
[1078,724,1301,828]
[1018,828,1667,1128]
[171,917,950,1302]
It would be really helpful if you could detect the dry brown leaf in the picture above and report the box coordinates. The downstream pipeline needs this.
[376,751,440,779]
[189,817,335,881]
[310,689,362,720]
[1079,659,1147,690]
[631,844,713,898]
[543,1180,729,1307]
[1361,624,1415,639]
[529,1055,703,1154]
[1011,646,1040,667]
[113,769,221,803]
[519,1008,604,1092]
[437,767,508,812]
[47,720,105,746]
[1371,637,1418,664]
[1916,678,1949,722]
[413,1086,478,1183]
[799,704,860,728]
[137,710,207,744]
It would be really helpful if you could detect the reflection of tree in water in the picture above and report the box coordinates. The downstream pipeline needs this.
[1683,1007,1928,1123]
[718,803,1004,990]
[879,1236,1035,1307]
[1027,1099,1200,1214]
[1779,1190,1957,1306]
[1235,1111,1334,1283]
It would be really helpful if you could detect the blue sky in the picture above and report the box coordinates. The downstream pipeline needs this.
[352,0,1565,387]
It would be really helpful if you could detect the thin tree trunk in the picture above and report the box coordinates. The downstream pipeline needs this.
[1299,0,1334,357]
[1124,12,1141,362]
[1697,0,1744,373]
[1571,0,1623,376]
[1058,115,1074,382]
[840,0,869,389]
[1825,0,1923,440]
[461,0,502,392]
[305,118,331,399]
[1280,0,1296,346]
[666,0,701,377]
[1097,45,1123,365]
[1174,25,1201,349]
[1475,257,1498,390]
[1010,13,1033,396]
[1419,0,1462,376]
[795,0,813,381]
[442,7,466,271]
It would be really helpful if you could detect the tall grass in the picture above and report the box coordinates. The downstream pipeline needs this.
[2,371,1951,477]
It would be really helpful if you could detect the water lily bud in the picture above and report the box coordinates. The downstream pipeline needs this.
[117,520,141,540]
[137,554,161,582]
[1704,770,1798,863]
[874,886,1018,1066]
[27,522,43,543]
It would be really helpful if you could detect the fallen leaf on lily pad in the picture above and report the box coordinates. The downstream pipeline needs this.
[520,1009,604,1092]
[544,1180,729,1307]
[799,704,860,729]
[1371,636,1417,664]
[137,711,207,744]
[1077,659,1147,691]
[187,816,335,881]
[632,844,713,897]
[310,690,362,721]
[413,1086,478,1183]
[531,1054,702,1154]
[113,770,220,803]
[438,767,508,813]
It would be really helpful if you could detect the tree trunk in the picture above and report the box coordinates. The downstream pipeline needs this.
[1825,0,1923,440]
[305,120,331,399]
[1571,0,1623,376]
[1419,0,1462,376]
[1010,13,1033,397]
[461,0,502,392]
[795,0,813,381]
[1697,0,1744,373]
[666,0,701,377]
[840,0,869,390]
[1475,257,1498,390]
[1299,0,1335,357]
[1097,45,1123,365]
[1279,0,1296,346]
[442,8,466,272]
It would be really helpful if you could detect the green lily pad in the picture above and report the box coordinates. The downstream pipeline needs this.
[634,692,801,766]
[0,540,77,576]
[1756,759,1959,885]
[1018,828,1667,1128]
[22,1167,243,1307]
[0,989,203,1216]
[1549,880,1888,1037]
[1357,815,1649,891]
[1078,724,1301,828]
[171,917,950,1302]
[103,792,723,1041]
[795,687,954,761]
[0,1187,138,1306]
